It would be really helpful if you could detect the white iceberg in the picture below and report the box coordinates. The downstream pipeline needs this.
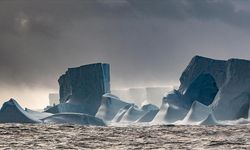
[95,93,131,121]
[152,101,188,124]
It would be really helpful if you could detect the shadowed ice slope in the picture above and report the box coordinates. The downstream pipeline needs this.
[136,104,159,122]
[119,105,146,123]
[25,108,53,120]
[177,101,218,125]
[42,113,106,126]
[152,100,188,124]
[0,99,41,123]
[199,114,219,125]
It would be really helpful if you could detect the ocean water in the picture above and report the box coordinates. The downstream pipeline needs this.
[0,124,249,150]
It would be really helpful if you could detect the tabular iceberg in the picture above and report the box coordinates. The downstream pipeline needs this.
[51,63,110,115]
[166,55,250,121]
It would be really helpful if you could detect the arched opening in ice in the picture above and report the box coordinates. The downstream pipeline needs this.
[184,73,218,106]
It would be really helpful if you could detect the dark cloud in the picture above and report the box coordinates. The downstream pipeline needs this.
[0,0,250,92]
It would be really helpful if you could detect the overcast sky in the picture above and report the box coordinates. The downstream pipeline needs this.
[1,0,250,108]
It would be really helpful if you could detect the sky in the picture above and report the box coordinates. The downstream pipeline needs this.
[1,0,250,109]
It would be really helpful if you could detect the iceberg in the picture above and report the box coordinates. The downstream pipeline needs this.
[183,73,218,106]
[112,104,133,122]
[119,104,146,123]
[152,99,188,124]
[175,56,250,120]
[25,108,53,120]
[42,113,106,126]
[179,101,212,125]
[95,93,131,121]
[0,99,42,123]
[136,104,159,122]
[57,63,110,115]
[141,104,159,112]
[111,104,148,123]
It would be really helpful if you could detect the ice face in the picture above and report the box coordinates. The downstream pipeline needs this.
[136,104,159,123]
[179,55,227,93]
[199,113,219,125]
[95,93,132,121]
[119,105,146,123]
[112,104,132,122]
[211,59,250,120]
[177,56,250,120]
[183,73,218,106]
[180,101,212,125]
[152,101,188,124]
[58,63,110,115]
[141,104,159,112]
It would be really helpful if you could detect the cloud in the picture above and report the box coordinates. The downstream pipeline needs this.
[0,0,250,90]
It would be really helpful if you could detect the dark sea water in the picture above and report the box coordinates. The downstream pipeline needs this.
[0,124,249,150]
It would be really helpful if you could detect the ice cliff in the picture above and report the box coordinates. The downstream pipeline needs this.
[164,55,250,121]
[48,63,110,115]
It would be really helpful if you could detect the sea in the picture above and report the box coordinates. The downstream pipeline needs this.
[0,124,249,150]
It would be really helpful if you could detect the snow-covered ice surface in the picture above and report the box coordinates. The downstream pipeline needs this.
[1,124,250,150]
